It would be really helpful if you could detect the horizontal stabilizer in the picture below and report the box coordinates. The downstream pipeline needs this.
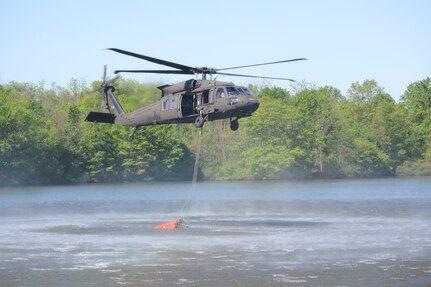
[85,112,115,124]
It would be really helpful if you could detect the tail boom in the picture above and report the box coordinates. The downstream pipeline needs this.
[85,86,131,125]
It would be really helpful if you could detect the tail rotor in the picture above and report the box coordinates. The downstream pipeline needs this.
[93,65,120,111]
[85,65,124,126]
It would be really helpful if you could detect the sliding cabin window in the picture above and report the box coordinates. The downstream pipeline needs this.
[202,90,213,104]
[162,98,169,111]
[170,96,177,110]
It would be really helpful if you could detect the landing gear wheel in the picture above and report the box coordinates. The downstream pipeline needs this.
[230,119,239,131]
[195,116,205,128]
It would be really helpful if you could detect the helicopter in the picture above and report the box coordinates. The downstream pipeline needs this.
[85,48,306,140]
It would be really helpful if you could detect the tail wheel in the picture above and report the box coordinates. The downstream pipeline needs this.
[195,115,205,128]
[230,119,239,131]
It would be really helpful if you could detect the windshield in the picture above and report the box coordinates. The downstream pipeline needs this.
[238,87,254,97]
[226,87,241,97]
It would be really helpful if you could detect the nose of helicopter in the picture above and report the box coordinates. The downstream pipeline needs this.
[241,96,260,114]
[250,98,260,112]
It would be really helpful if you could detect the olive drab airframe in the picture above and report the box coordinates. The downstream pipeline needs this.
[85,48,306,140]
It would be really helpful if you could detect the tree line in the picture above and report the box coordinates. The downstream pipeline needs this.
[0,77,430,186]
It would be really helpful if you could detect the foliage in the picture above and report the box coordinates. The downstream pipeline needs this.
[396,159,431,176]
[401,78,431,126]
[0,80,193,186]
[0,77,430,186]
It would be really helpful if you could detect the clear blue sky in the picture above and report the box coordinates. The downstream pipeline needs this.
[1,0,430,100]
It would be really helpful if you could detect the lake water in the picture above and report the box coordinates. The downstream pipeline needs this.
[0,178,431,286]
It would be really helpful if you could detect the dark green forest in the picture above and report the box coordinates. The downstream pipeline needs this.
[1,77,431,186]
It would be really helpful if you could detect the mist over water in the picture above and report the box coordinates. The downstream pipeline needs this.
[1,178,431,286]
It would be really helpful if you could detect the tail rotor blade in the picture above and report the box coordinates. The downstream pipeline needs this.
[103,65,107,83]
[107,74,120,85]
[91,86,101,93]
[92,65,119,93]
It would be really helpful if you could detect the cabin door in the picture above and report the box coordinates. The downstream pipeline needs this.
[180,94,198,117]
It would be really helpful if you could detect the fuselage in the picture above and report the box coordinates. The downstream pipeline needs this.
[117,80,260,127]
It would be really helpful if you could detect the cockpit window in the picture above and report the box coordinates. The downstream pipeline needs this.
[240,87,254,97]
[237,87,247,97]
[215,87,226,98]
[226,87,241,97]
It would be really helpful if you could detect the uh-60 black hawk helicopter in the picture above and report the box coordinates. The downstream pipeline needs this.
[85,48,306,140]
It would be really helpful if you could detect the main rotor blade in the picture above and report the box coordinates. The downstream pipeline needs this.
[108,48,196,73]
[114,69,195,75]
[216,72,296,82]
[217,58,307,71]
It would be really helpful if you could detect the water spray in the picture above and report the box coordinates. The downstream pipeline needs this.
[153,129,202,229]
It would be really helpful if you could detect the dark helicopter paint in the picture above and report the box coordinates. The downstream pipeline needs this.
[85,112,115,124]
[85,79,259,128]
[85,48,305,139]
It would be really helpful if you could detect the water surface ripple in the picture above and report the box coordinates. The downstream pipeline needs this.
[1,178,430,286]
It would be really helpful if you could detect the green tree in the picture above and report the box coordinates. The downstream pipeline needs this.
[396,78,431,176]
[2,76,431,185]
[401,78,431,126]
[0,84,64,185]
[341,80,415,176]
[289,87,343,177]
